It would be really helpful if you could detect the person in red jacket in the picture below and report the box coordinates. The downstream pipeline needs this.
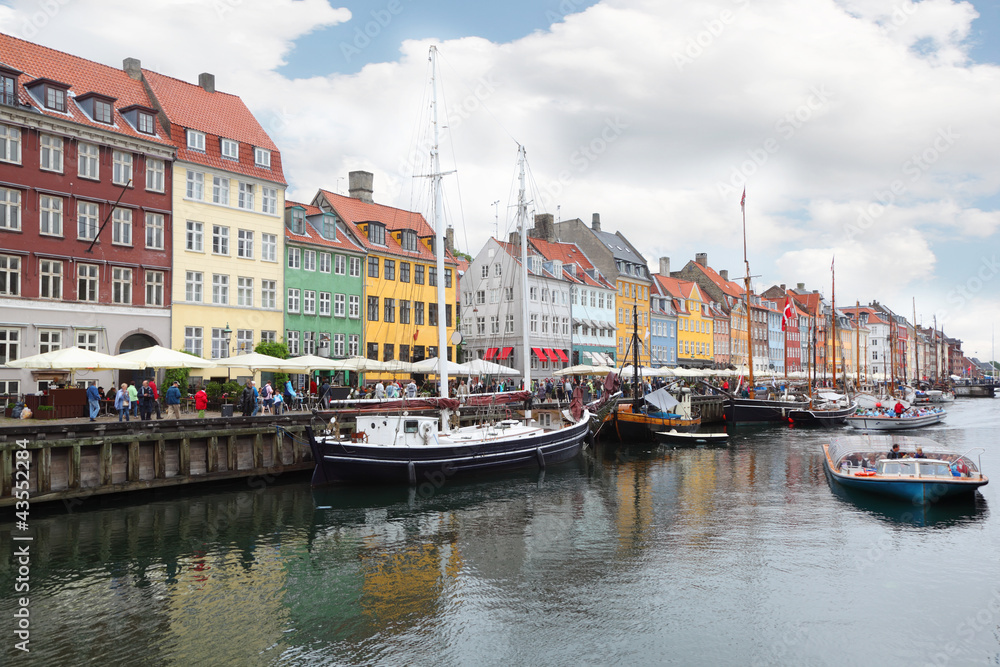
[194,385,209,418]
[149,379,162,419]
[893,400,905,418]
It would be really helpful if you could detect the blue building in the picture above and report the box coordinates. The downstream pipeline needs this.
[650,281,678,367]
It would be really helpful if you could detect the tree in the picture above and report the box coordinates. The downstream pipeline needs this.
[255,340,291,387]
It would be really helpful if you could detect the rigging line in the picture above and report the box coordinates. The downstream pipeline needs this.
[434,49,519,147]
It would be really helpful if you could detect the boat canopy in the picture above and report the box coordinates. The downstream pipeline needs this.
[644,387,679,412]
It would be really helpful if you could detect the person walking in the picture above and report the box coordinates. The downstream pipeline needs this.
[127,381,139,417]
[86,380,101,421]
[284,379,297,411]
[149,379,162,419]
[319,378,331,409]
[138,380,154,420]
[194,385,208,418]
[240,380,255,417]
[165,381,182,420]
[115,383,130,422]
[262,381,274,413]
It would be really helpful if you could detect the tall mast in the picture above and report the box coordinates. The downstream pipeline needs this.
[517,145,531,392]
[912,297,918,382]
[741,188,755,397]
[632,303,640,409]
[856,299,861,385]
[429,46,448,399]
[831,257,836,390]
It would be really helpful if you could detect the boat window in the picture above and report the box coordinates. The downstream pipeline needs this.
[879,461,917,476]
[918,462,951,477]
[404,420,419,434]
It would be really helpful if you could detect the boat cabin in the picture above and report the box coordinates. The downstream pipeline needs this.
[875,458,957,478]
[348,415,442,447]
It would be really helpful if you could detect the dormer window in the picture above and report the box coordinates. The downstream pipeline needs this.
[322,215,336,239]
[254,147,270,168]
[187,129,205,151]
[93,99,112,124]
[45,86,65,112]
[366,222,386,246]
[400,229,417,252]
[221,138,238,160]
[0,66,21,107]
[119,104,156,135]
[292,209,305,234]
[138,111,154,134]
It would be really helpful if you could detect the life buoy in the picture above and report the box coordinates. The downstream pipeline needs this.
[855,470,876,477]
[419,421,434,445]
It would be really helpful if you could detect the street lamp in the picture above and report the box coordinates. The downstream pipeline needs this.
[222,323,232,358]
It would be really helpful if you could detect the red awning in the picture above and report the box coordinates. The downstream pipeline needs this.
[543,348,556,362]
[531,347,546,360]
[498,346,514,360]
[554,349,569,363]
[484,347,499,360]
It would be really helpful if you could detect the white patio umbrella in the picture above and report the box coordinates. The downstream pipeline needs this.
[6,346,141,383]
[327,356,389,373]
[115,345,217,369]
[554,364,601,377]
[465,358,522,376]
[410,357,471,375]
[216,352,312,373]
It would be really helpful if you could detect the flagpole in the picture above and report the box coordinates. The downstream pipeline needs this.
[741,187,754,398]
[831,256,836,391]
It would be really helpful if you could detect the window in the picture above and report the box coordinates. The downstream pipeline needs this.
[39,195,62,236]
[476,316,485,334]
[260,330,276,344]
[40,134,62,172]
[184,327,203,357]
[445,268,452,288]
[260,233,277,262]
[287,247,300,269]
[38,329,61,353]
[185,271,203,302]
[348,295,360,319]
[211,328,227,359]
[286,330,300,356]
[505,314,515,333]
[415,301,424,325]
[382,343,394,361]
[319,252,331,273]
[237,182,254,210]
[334,255,346,275]
[490,315,499,334]
[212,176,230,205]
[367,296,379,321]
[145,213,164,249]
[367,223,386,246]
[334,293,345,317]
[92,99,112,124]
[429,267,437,286]
[303,331,316,355]
[348,334,359,356]
[254,147,271,168]
[39,260,62,299]
[237,277,253,307]
[0,255,20,296]
[112,208,132,245]
[212,274,229,305]
[349,257,362,277]
[303,250,316,271]
[262,187,277,214]
[287,288,300,313]
[212,225,229,255]
[186,220,203,252]
[74,263,99,303]
[333,334,345,357]
[384,259,395,280]
[429,303,438,327]
[475,290,485,305]
[542,315,549,333]
[237,330,253,354]
[400,299,410,324]
[187,129,205,151]
[237,229,253,259]
[400,262,410,282]
[530,314,538,333]
[186,170,204,199]
[368,256,379,278]
[481,264,489,279]
[261,280,276,309]
[146,158,164,192]
[400,229,417,252]
[0,188,20,230]
[112,267,132,304]
[384,297,395,323]
[303,290,316,315]
[76,331,98,351]
[45,86,66,112]
[414,264,424,285]
[113,151,133,186]
[319,292,331,316]
[366,342,378,360]
[221,138,239,160]
[0,124,21,164]
[145,270,164,306]
[138,112,155,135]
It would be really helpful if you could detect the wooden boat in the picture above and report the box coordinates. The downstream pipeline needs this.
[788,392,857,426]
[604,388,700,441]
[726,394,811,423]
[822,436,987,503]
[846,408,946,431]
[654,429,728,445]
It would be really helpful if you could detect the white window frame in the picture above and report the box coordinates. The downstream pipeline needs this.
[78,142,99,179]
[254,147,271,168]
[187,129,205,152]
[261,233,277,262]
[146,158,164,192]
[77,263,98,303]
[39,134,63,173]
[319,252,331,273]
[145,270,164,307]
[185,271,203,303]
[186,170,204,200]
[145,212,164,250]
[39,259,62,299]
[0,188,21,231]
[349,257,362,277]
[212,175,230,205]
[112,150,133,186]
[220,138,239,160]
[303,249,316,272]
[334,254,346,275]
[237,276,254,307]
[39,195,62,236]
[212,225,229,255]
[334,293,346,318]
[237,182,254,210]
[261,279,276,309]
[76,331,99,351]
[77,201,98,240]
[287,288,300,313]
[0,255,21,296]
[348,295,360,319]
[0,124,21,164]
[287,247,301,269]
[186,220,204,252]
[303,290,316,315]
[237,229,254,259]
[112,266,132,305]
[112,208,132,246]
[184,326,203,357]
[262,186,277,215]
[319,292,331,316]
[212,274,229,305]
[38,329,61,354]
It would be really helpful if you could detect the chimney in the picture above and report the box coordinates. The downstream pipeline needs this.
[695,252,708,267]
[445,226,455,255]
[719,269,728,281]
[796,282,806,291]
[123,57,142,81]
[658,257,670,276]
[348,171,374,203]
[508,231,520,246]
[780,283,786,291]
[591,213,601,232]
[198,72,215,93]
[532,213,554,242]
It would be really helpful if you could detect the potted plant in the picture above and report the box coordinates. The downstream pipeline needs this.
[4,401,15,418]
[35,405,56,420]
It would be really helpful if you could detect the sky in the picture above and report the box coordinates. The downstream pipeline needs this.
[0,0,998,362]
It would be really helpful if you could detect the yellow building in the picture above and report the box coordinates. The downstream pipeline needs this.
[616,276,651,366]
[655,276,713,366]
[313,173,458,374]
[142,70,286,362]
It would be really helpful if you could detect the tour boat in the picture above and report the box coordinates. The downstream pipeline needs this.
[307,47,590,486]
[846,407,946,431]
[822,436,987,503]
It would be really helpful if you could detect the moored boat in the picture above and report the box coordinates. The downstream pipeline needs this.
[604,387,700,441]
[654,429,729,445]
[726,394,812,424]
[788,392,857,426]
[822,436,987,503]
[846,407,946,431]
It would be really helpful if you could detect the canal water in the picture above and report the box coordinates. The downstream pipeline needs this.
[3,399,999,666]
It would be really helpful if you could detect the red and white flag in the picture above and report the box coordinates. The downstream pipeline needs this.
[740,187,746,213]
[782,301,794,331]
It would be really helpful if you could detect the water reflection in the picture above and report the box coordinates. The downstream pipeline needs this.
[826,478,989,527]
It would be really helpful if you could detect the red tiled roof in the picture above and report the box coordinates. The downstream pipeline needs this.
[284,199,363,252]
[317,190,456,265]
[142,69,285,184]
[687,261,744,298]
[0,34,172,147]
[655,274,702,302]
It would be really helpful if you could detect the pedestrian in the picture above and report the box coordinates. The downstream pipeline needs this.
[894,400,905,418]
[115,382,130,422]
[251,381,260,416]
[406,378,418,398]
[262,381,274,413]
[319,378,331,409]
[165,381,182,420]
[127,381,139,417]
[194,385,208,418]
[138,380,154,420]
[374,380,385,399]
[284,378,297,410]
[150,378,162,419]
[86,380,101,421]
[240,380,255,417]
